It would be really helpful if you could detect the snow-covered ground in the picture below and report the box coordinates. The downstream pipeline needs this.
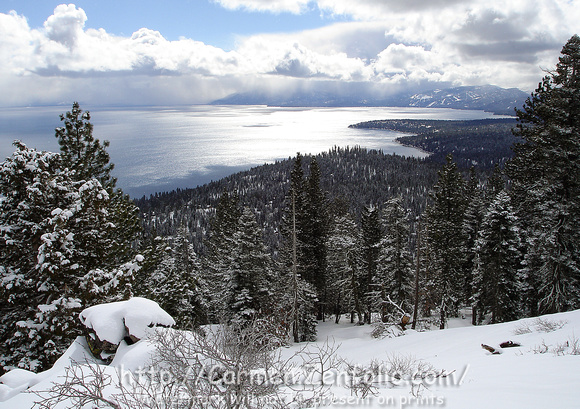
[1,308,579,408]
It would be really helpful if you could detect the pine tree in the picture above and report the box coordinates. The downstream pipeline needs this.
[506,35,580,313]
[280,155,318,341]
[461,168,485,324]
[0,142,140,373]
[377,197,414,322]
[473,191,522,324]
[326,212,363,324]
[424,154,467,329]
[360,205,382,324]
[151,227,207,328]
[133,234,167,298]
[0,103,143,373]
[302,157,328,320]
[55,102,116,191]
[203,191,241,322]
[225,207,273,327]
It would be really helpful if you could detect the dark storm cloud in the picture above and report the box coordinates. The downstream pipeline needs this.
[456,37,562,63]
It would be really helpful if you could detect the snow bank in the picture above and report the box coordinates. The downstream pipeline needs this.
[2,308,580,408]
[0,336,97,404]
[79,297,175,344]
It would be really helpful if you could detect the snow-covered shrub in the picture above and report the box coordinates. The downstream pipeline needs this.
[33,360,120,409]
[371,322,406,339]
[534,318,567,333]
[513,322,533,335]
[530,333,580,356]
[343,354,446,399]
[513,317,567,335]
[115,322,289,408]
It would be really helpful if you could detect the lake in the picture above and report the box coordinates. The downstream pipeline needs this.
[0,105,501,197]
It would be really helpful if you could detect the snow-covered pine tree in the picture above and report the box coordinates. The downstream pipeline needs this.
[0,142,140,373]
[203,191,241,322]
[0,144,69,372]
[303,157,329,320]
[55,102,116,191]
[424,154,467,329]
[326,211,363,324]
[133,234,167,298]
[461,168,485,324]
[280,157,318,342]
[506,35,580,313]
[283,154,325,304]
[144,227,207,328]
[376,197,414,322]
[294,279,318,342]
[0,103,142,373]
[173,226,207,325]
[360,205,382,324]
[225,207,274,327]
[473,191,522,324]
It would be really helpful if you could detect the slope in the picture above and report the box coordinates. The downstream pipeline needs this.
[2,308,579,408]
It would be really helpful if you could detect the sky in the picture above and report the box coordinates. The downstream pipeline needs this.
[0,0,579,107]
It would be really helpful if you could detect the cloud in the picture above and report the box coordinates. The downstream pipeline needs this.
[373,44,446,81]
[237,35,372,80]
[43,3,87,48]
[212,0,311,14]
[0,1,578,106]
[273,22,395,60]
[213,0,470,16]
[316,0,468,17]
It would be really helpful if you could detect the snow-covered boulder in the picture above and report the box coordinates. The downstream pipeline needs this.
[79,297,175,361]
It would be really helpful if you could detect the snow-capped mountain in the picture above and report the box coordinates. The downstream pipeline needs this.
[211,85,529,115]
[402,85,528,114]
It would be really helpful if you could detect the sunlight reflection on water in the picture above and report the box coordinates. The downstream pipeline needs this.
[0,105,499,196]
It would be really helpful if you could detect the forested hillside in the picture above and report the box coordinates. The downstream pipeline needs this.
[349,118,519,169]
[135,147,441,254]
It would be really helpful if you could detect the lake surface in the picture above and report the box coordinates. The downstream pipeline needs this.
[0,105,500,197]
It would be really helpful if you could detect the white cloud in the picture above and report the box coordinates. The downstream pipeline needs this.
[237,34,372,80]
[0,1,578,106]
[43,3,87,48]
[211,0,311,14]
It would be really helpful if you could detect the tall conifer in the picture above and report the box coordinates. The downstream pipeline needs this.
[424,154,467,329]
[507,35,580,313]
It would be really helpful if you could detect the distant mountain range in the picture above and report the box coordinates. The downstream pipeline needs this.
[211,85,529,115]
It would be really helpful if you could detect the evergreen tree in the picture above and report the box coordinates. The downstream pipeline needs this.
[376,197,414,322]
[360,205,382,324]
[55,102,116,191]
[133,234,167,298]
[0,142,140,373]
[203,191,241,322]
[424,154,467,329]
[152,227,207,328]
[225,207,273,327]
[281,155,318,341]
[473,191,522,324]
[484,165,506,204]
[461,168,485,324]
[506,35,580,313]
[302,158,328,320]
[326,212,363,324]
[293,280,318,342]
[285,153,308,279]
[0,103,142,373]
